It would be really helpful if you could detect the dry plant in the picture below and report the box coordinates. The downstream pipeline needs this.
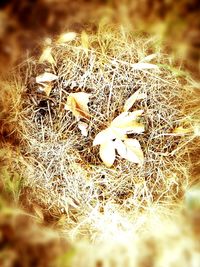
[14,26,200,265]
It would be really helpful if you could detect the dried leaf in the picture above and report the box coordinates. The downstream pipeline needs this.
[93,128,116,146]
[65,92,91,119]
[131,62,159,70]
[139,53,157,63]
[124,90,146,112]
[36,72,58,83]
[100,141,116,167]
[111,111,143,127]
[81,31,89,54]
[173,126,191,134]
[38,83,53,96]
[111,111,144,135]
[114,139,127,158]
[115,121,145,135]
[78,121,88,136]
[93,109,145,167]
[39,47,55,64]
[57,32,77,44]
[123,139,144,164]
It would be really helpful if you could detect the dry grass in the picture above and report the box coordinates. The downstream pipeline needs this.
[9,27,200,265]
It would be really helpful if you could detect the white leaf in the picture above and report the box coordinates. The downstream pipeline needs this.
[100,141,116,167]
[93,128,115,146]
[114,139,127,158]
[36,72,58,83]
[57,32,77,44]
[139,54,157,63]
[111,111,144,135]
[78,121,88,137]
[131,63,159,70]
[65,92,91,119]
[39,47,55,65]
[123,139,144,164]
[111,111,144,127]
[124,90,146,112]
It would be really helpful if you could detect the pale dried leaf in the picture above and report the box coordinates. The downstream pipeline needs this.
[81,31,89,53]
[111,111,144,136]
[57,32,77,44]
[120,121,145,134]
[139,53,157,63]
[100,141,116,167]
[131,62,159,70]
[38,83,52,96]
[39,47,55,64]
[36,72,58,83]
[124,90,146,112]
[114,139,127,158]
[78,121,88,136]
[173,126,191,134]
[123,139,144,164]
[93,128,115,146]
[111,111,144,128]
[65,92,91,119]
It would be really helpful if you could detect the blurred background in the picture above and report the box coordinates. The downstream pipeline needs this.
[0,1,199,266]
[0,0,199,77]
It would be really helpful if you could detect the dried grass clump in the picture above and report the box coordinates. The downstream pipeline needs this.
[18,27,198,244]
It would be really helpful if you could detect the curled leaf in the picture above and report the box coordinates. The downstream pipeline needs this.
[36,72,58,96]
[36,72,58,83]
[39,47,55,65]
[78,121,89,137]
[57,32,77,44]
[124,90,146,112]
[100,140,116,167]
[65,92,91,119]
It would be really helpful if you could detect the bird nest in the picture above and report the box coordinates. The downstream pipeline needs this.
[17,29,196,243]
